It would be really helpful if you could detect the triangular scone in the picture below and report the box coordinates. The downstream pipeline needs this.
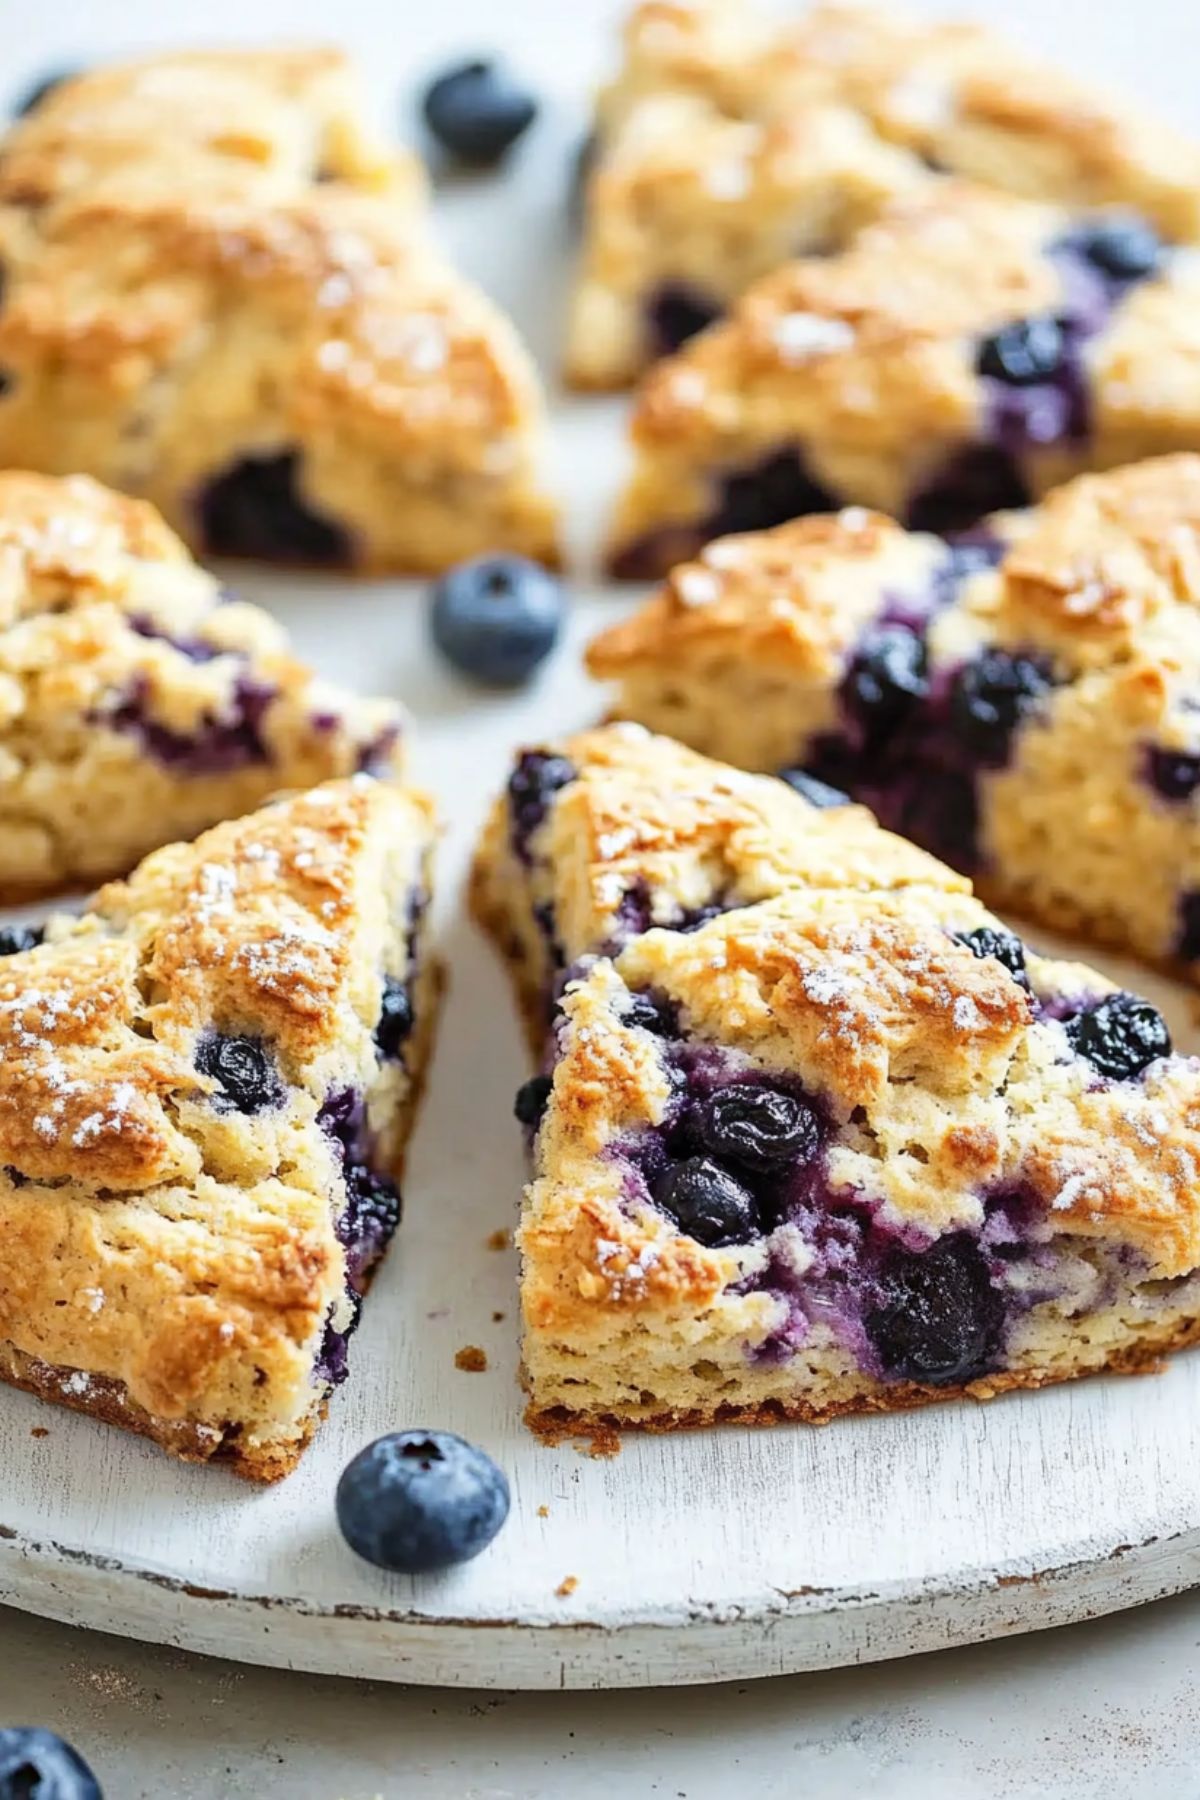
[470,723,963,1051]
[0,51,557,571]
[0,777,439,1479]
[604,183,1200,576]
[0,472,405,901]
[570,0,1200,388]
[522,881,1200,1432]
[590,457,1200,980]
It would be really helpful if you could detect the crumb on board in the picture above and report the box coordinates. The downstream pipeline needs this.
[537,1504,549,1518]
[555,1575,579,1598]
[454,1345,488,1373]
[492,1309,506,1323]
[30,1427,49,1439]
[486,1228,511,1252]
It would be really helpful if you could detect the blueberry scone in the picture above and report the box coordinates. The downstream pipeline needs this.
[522,883,1200,1432]
[591,456,1200,981]
[0,776,439,1478]
[0,50,558,571]
[470,722,961,1051]
[571,0,1200,388]
[604,184,1200,575]
[0,471,404,902]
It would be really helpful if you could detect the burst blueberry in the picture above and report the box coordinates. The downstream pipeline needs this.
[865,1234,1003,1386]
[337,1430,510,1573]
[655,1156,760,1247]
[0,925,44,956]
[1069,215,1162,284]
[694,1084,821,1174]
[0,1727,102,1799]
[431,555,563,686]
[976,315,1067,385]
[949,648,1055,763]
[844,623,929,740]
[953,925,1031,992]
[647,282,722,355]
[1064,992,1170,1081]
[421,60,537,165]
[374,976,414,1061]
[195,1033,283,1114]
[708,448,840,539]
[339,1166,402,1292]
[507,751,575,858]
[778,768,851,809]
[197,451,351,565]
[622,991,677,1036]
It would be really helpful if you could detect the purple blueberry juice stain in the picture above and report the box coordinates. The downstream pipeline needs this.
[101,670,278,775]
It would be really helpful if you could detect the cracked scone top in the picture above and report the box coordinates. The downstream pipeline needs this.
[590,456,1200,981]
[0,775,440,1478]
[475,729,1200,1432]
[604,183,1200,575]
[0,50,557,571]
[571,0,1200,387]
[0,470,404,900]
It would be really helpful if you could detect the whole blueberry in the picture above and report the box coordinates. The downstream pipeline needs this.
[194,1033,283,1114]
[514,1073,553,1128]
[976,315,1067,385]
[844,624,928,741]
[778,768,851,809]
[431,556,563,686]
[865,1233,1003,1386]
[694,1084,822,1174]
[953,925,1031,992]
[13,68,78,117]
[1069,215,1162,284]
[374,976,413,1061]
[421,60,537,166]
[0,1727,102,1799]
[0,925,44,956]
[336,1430,510,1573]
[949,648,1055,763]
[1065,992,1171,1081]
[655,1156,760,1247]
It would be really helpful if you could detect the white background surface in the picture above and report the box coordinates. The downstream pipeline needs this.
[4,0,1200,1793]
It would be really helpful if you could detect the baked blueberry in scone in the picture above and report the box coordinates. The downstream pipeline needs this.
[589,456,1200,982]
[0,776,440,1479]
[520,883,1200,1433]
[570,0,1200,388]
[603,184,1200,575]
[0,471,405,901]
[470,723,963,1052]
[0,50,558,571]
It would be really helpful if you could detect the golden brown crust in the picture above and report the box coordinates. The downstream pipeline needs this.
[0,775,440,1476]
[0,51,557,571]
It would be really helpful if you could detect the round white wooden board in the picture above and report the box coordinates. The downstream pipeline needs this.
[4,0,1200,1692]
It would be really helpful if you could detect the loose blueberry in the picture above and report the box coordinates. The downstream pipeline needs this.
[976,315,1067,385]
[0,1727,101,1799]
[646,282,722,356]
[337,1430,510,1572]
[865,1233,1003,1386]
[1069,216,1162,284]
[0,925,44,956]
[1065,992,1171,1081]
[654,1156,760,1247]
[374,976,414,1061]
[431,555,563,687]
[13,69,78,117]
[514,1073,552,1128]
[949,648,1055,763]
[507,750,576,858]
[421,60,537,166]
[694,1084,821,1174]
[622,990,677,1036]
[194,1034,283,1115]
[779,768,851,809]
[197,452,351,566]
[845,624,928,740]
[953,925,1031,992]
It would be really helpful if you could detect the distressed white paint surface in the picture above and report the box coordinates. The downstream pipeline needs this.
[2,0,1200,1698]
